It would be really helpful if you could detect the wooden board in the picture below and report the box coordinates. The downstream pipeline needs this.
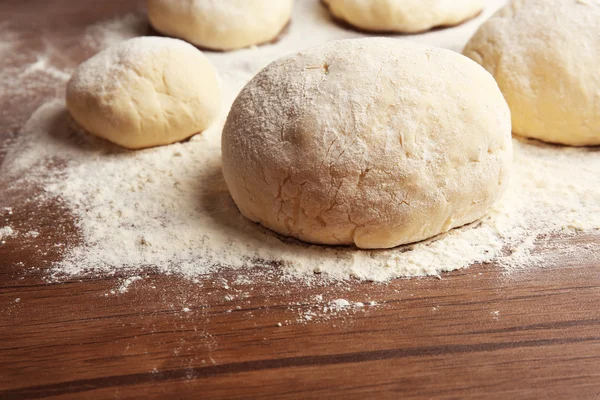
[1,1,600,399]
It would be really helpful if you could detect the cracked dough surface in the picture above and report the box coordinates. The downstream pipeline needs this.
[147,0,294,51]
[322,0,484,33]
[66,37,220,150]
[222,38,512,250]
[464,0,600,146]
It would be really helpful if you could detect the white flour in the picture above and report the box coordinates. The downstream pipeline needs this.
[1,0,599,288]
[0,226,16,244]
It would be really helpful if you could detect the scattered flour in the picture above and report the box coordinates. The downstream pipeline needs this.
[83,13,149,51]
[329,299,351,310]
[0,226,16,243]
[325,299,367,312]
[1,0,599,292]
[20,55,71,82]
[295,297,375,323]
[117,276,143,294]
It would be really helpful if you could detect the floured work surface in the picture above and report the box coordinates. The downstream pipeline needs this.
[1,1,599,399]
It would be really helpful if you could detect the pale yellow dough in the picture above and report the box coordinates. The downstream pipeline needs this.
[323,0,485,33]
[147,0,294,51]
[66,37,220,150]
[222,38,512,250]
[464,0,600,146]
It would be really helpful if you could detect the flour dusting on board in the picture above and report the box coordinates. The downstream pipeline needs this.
[0,226,16,244]
[1,1,599,288]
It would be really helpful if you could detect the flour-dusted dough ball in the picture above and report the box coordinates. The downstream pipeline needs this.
[66,37,220,150]
[323,0,484,33]
[464,0,600,146]
[222,38,512,250]
[147,0,294,51]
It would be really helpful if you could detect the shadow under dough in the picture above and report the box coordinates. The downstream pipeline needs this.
[195,161,289,247]
[48,109,129,155]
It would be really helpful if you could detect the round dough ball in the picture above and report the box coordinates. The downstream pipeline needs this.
[464,0,600,146]
[147,0,294,51]
[66,37,220,150]
[323,0,484,33]
[222,38,512,250]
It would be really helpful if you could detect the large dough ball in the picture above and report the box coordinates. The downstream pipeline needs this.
[323,0,484,33]
[464,0,600,146]
[147,0,294,51]
[222,38,512,250]
[66,37,220,150]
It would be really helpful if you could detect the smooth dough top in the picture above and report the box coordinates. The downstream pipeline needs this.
[66,37,220,150]
[323,0,485,33]
[222,38,512,249]
[147,0,294,51]
[464,0,600,146]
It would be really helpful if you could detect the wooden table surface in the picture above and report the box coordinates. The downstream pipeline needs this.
[1,1,600,399]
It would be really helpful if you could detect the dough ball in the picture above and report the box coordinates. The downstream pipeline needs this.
[66,37,220,150]
[222,38,512,250]
[464,0,600,146]
[323,0,484,33]
[147,0,294,51]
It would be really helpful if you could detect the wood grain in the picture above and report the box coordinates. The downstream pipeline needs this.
[1,1,600,399]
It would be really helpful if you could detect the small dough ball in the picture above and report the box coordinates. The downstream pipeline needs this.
[66,37,220,150]
[464,0,600,146]
[323,0,484,33]
[222,38,512,250]
[147,0,294,51]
